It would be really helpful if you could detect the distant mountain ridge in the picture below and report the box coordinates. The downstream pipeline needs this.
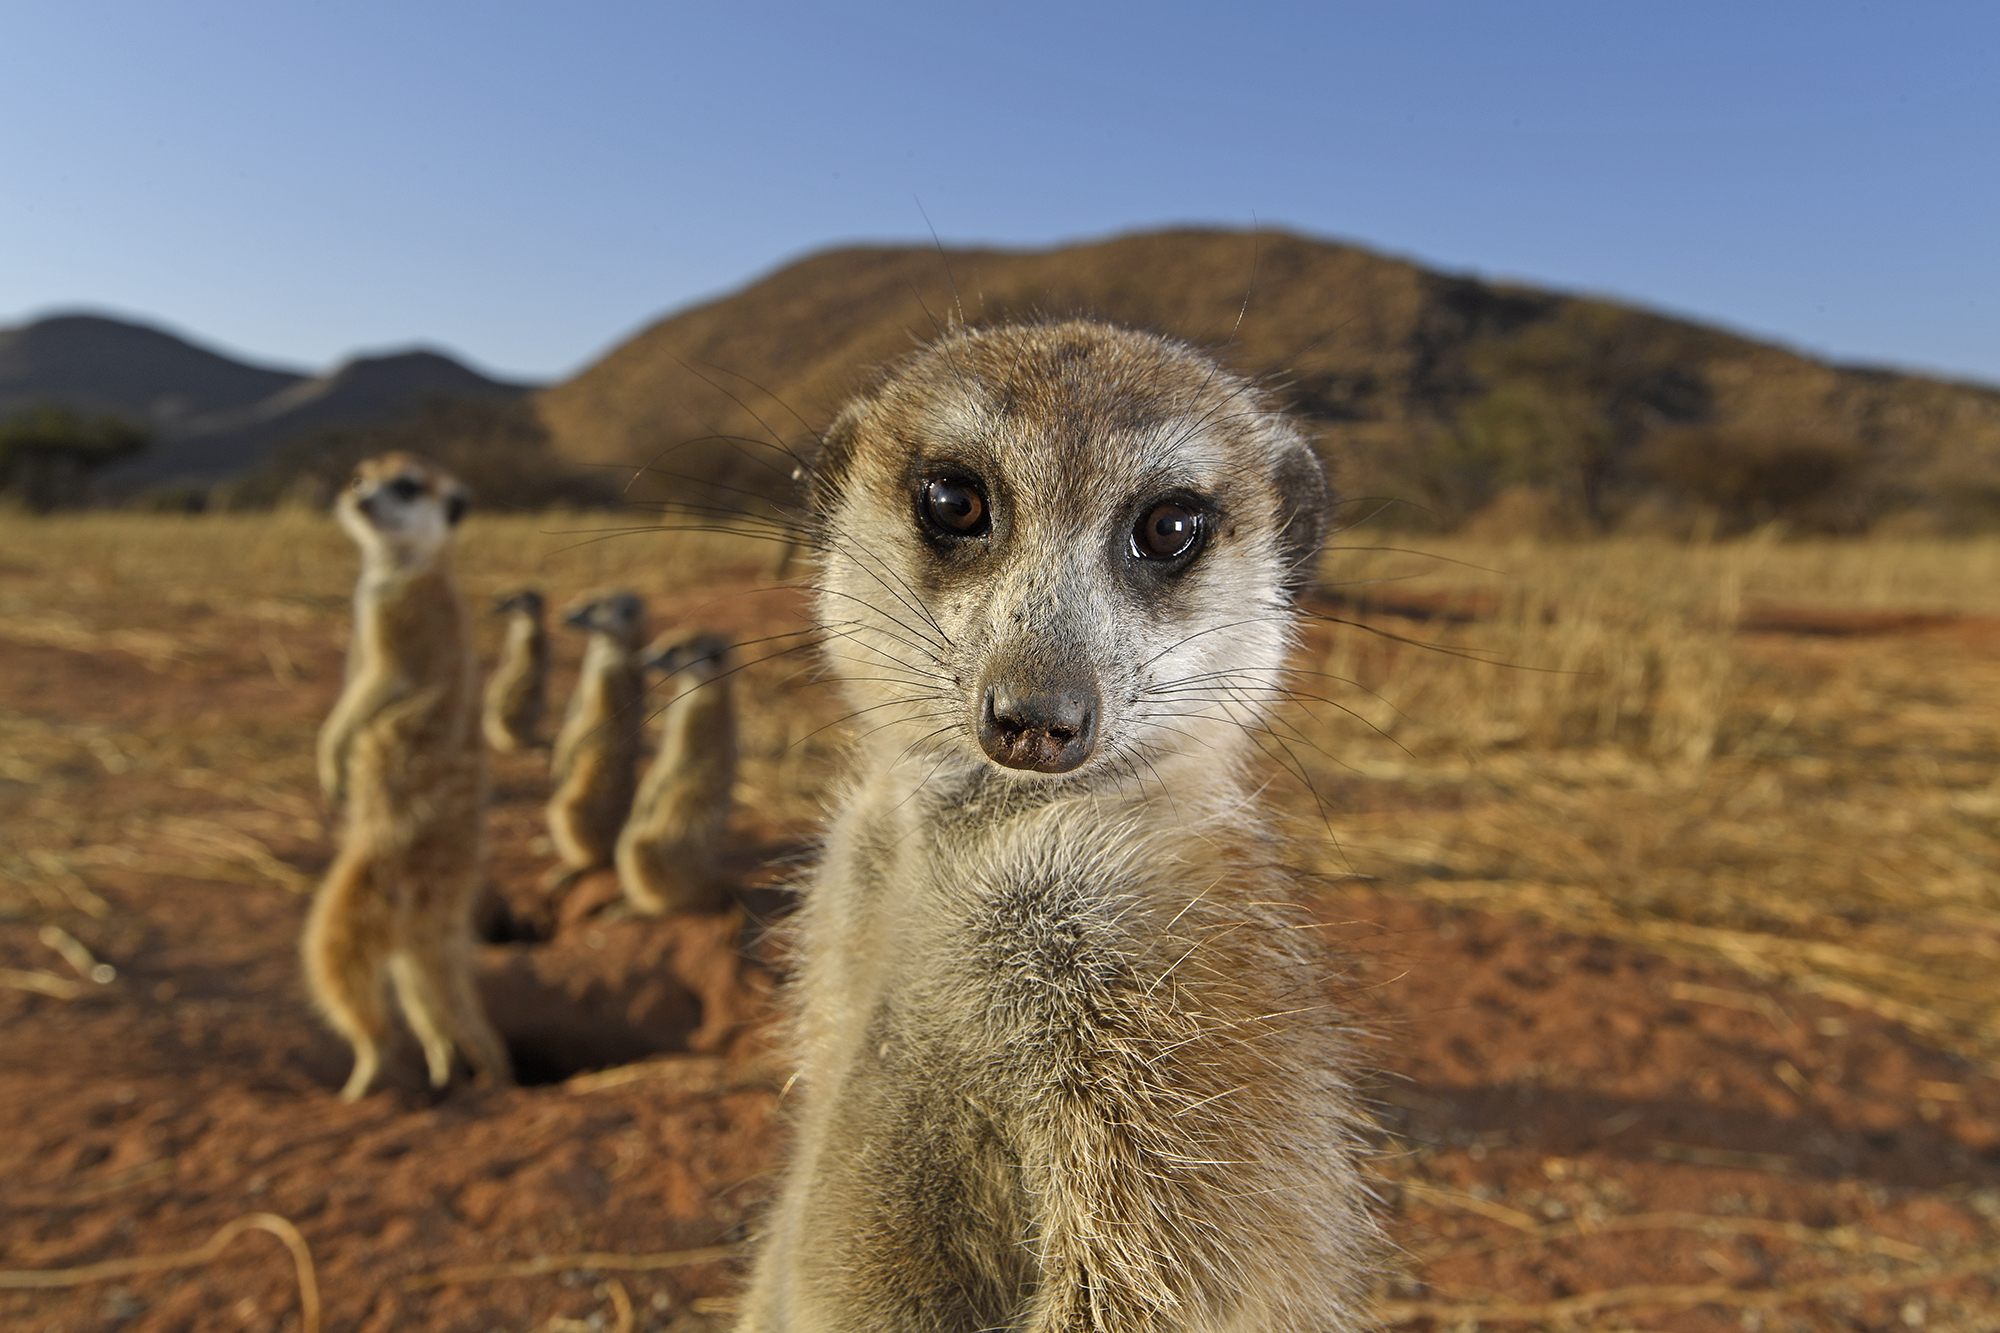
[0,314,304,427]
[536,229,2000,532]
[0,312,535,494]
[14,233,2000,528]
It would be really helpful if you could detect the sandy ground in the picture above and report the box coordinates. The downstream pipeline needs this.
[2,546,1996,1333]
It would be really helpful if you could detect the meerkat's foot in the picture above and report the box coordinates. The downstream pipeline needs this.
[542,863,591,894]
[338,1043,382,1102]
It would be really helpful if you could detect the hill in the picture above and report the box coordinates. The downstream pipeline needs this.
[537,229,2000,532]
[100,349,533,492]
[0,314,303,428]
[0,313,538,500]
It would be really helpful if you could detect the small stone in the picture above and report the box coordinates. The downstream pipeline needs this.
[103,1287,145,1321]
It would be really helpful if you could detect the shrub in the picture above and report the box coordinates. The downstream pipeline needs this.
[1634,426,1862,530]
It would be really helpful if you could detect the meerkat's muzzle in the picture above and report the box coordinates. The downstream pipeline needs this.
[978,678,1098,773]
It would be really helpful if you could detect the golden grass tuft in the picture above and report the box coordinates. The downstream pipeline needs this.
[5,514,1997,1066]
[1299,532,2000,1068]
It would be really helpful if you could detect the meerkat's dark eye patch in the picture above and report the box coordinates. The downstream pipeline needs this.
[919,476,989,540]
[389,476,424,502]
[1131,500,1204,562]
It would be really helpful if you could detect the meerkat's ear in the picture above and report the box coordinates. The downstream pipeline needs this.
[807,401,868,512]
[1271,432,1331,601]
[445,486,469,526]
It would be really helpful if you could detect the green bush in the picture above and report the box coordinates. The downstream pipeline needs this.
[0,405,150,510]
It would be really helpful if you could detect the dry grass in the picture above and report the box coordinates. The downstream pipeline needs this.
[0,511,830,921]
[5,516,1997,1071]
[5,512,1999,1328]
[1298,532,2000,1069]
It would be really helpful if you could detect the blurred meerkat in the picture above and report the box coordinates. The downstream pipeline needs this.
[738,323,1382,1331]
[305,452,513,1102]
[615,633,737,915]
[482,588,548,752]
[545,590,646,884]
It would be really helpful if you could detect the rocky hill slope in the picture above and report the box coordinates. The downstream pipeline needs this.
[538,230,2000,532]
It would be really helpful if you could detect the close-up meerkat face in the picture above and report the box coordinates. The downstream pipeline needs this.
[811,321,1329,785]
[335,452,469,564]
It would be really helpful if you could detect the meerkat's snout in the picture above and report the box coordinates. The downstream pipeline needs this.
[978,673,1098,772]
[337,457,468,563]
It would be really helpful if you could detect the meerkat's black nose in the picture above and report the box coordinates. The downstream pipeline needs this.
[980,682,1097,773]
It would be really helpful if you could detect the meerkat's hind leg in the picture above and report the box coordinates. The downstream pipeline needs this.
[388,939,515,1090]
[612,838,668,916]
[303,851,395,1101]
[616,835,729,916]
[386,952,458,1088]
[541,862,590,894]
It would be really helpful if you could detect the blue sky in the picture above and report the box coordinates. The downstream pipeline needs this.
[4,1,1995,386]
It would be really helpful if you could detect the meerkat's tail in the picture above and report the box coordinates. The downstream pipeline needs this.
[302,848,395,1102]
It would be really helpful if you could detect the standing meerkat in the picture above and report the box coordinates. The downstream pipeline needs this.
[738,322,1383,1331]
[305,452,513,1102]
[546,590,647,884]
[615,633,738,916]
[482,588,549,752]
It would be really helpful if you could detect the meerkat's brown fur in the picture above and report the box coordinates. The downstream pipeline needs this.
[305,452,513,1102]
[482,588,548,752]
[615,633,738,915]
[738,323,1383,1330]
[546,590,646,880]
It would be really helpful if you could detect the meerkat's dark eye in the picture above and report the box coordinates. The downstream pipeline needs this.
[920,477,988,538]
[389,476,423,501]
[1132,502,1202,561]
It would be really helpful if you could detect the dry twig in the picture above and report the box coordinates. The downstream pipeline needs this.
[608,1277,635,1333]
[400,1244,741,1291]
[0,1211,320,1333]
[1407,1203,1930,1267]
[1378,1250,1998,1324]
[0,968,84,1000]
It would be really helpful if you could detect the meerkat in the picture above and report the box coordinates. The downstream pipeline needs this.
[482,588,549,752]
[545,590,647,885]
[737,322,1383,1331]
[614,633,738,916]
[305,452,513,1102]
